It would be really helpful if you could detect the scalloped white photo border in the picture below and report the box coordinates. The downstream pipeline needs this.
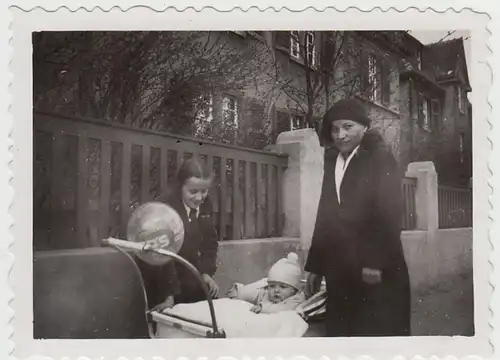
[1,2,497,360]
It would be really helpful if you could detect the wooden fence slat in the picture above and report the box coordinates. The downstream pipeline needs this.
[76,135,89,246]
[121,141,132,232]
[244,161,252,238]
[206,155,217,215]
[219,158,228,240]
[49,135,62,248]
[141,145,150,202]
[407,185,413,229]
[160,146,169,195]
[411,184,416,228]
[266,165,274,236]
[99,140,112,243]
[256,163,264,237]
[232,160,242,240]
[35,113,295,246]
[276,166,284,235]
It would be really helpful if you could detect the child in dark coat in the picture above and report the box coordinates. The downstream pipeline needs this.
[134,157,219,311]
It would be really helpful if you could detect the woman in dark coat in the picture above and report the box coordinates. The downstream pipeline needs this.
[305,99,411,337]
[134,157,219,310]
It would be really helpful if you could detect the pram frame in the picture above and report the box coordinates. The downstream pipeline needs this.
[101,237,226,338]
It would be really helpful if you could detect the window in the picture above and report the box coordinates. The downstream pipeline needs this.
[422,97,430,130]
[416,50,422,70]
[418,93,431,131]
[195,95,213,123]
[222,95,239,125]
[290,31,300,59]
[362,52,391,106]
[290,114,304,130]
[368,54,381,102]
[460,133,465,163]
[306,31,316,67]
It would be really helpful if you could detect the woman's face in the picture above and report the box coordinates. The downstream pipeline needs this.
[181,176,211,209]
[331,119,367,155]
[268,281,297,303]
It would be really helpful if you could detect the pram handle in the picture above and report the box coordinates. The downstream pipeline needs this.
[102,237,147,251]
[101,237,225,338]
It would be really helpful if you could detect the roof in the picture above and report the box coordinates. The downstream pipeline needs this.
[423,37,471,90]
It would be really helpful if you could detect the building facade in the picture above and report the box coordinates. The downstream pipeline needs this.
[214,31,471,185]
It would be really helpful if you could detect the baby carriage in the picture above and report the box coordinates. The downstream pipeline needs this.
[102,201,327,338]
[101,237,327,338]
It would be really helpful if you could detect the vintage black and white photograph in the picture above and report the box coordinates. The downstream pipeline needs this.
[31,28,475,339]
[7,5,493,359]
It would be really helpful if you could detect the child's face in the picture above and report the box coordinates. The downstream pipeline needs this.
[268,281,297,303]
[182,176,211,209]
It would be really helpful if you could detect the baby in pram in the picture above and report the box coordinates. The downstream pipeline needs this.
[153,252,323,338]
[227,252,306,314]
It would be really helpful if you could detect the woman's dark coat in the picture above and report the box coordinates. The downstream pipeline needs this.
[305,131,411,337]
[135,191,219,307]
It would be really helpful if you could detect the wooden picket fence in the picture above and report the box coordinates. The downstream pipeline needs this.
[33,112,288,250]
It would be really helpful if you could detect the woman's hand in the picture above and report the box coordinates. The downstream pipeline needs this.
[202,274,220,298]
[305,273,323,298]
[250,304,263,314]
[150,295,175,312]
[362,268,382,284]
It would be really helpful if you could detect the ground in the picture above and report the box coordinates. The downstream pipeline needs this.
[411,270,474,336]
[305,270,474,337]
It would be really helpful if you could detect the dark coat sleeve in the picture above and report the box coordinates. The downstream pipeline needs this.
[360,150,404,271]
[134,256,180,308]
[197,197,219,276]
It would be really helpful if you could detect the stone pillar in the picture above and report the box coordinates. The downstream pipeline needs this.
[275,129,324,250]
[406,161,439,234]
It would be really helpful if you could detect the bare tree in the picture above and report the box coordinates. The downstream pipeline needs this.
[269,31,414,129]
[33,31,275,140]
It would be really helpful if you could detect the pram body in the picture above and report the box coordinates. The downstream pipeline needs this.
[102,237,327,338]
[148,281,327,338]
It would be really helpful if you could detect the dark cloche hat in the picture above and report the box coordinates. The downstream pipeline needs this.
[323,98,371,128]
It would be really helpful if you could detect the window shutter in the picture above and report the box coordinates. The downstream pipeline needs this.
[246,99,266,128]
[275,31,290,49]
[360,50,370,97]
[276,110,290,134]
[417,93,424,127]
[431,99,440,131]
[243,99,268,148]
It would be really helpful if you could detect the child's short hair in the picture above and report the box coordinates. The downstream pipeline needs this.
[176,156,213,188]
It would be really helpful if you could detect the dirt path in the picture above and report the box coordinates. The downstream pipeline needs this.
[411,270,474,336]
[305,270,474,337]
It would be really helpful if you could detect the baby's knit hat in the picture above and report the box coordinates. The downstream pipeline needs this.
[267,253,303,291]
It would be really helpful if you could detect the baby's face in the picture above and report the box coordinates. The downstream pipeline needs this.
[268,281,297,303]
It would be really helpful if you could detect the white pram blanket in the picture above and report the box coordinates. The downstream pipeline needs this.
[163,298,309,338]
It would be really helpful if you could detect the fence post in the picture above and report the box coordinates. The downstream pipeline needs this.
[406,161,439,234]
[274,129,324,250]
